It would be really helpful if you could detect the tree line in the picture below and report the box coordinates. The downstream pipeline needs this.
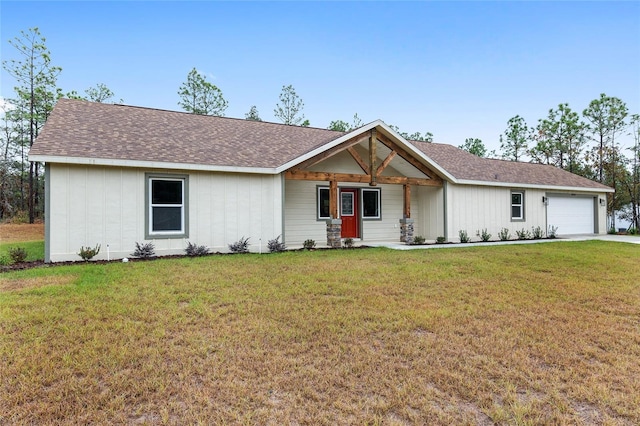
[1,27,638,231]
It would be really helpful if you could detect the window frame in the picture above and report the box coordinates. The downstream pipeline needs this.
[361,188,382,220]
[145,173,189,239]
[317,186,331,220]
[511,190,525,222]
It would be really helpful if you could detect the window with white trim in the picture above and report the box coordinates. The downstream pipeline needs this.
[511,191,524,221]
[317,187,330,219]
[146,174,188,238]
[362,188,381,219]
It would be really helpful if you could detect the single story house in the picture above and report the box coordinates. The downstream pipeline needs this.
[30,99,613,262]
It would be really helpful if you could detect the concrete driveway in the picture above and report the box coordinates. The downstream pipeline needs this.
[366,234,640,250]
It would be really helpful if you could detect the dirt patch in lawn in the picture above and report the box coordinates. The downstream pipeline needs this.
[0,274,75,292]
[0,223,45,243]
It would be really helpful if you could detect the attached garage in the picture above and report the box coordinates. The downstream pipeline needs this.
[547,195,596,235]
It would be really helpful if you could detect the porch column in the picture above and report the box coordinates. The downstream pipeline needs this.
[326,180,342,248]
[400,184,414,243]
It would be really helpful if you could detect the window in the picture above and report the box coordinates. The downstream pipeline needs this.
[317,187,330,219]
[362,188,381,219]
[511,191,524,221]
[146,174,188,238]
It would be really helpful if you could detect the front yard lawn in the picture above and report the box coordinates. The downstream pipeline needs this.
[1,241,638,424]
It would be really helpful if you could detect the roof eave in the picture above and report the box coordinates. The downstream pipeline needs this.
[28,154,279,175]
[455,178,614,193]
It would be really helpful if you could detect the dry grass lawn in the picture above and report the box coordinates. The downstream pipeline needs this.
[1,241,639,425]
[0,223,45,243]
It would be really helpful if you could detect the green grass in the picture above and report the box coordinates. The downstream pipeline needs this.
[0,240,44,263]
[1,241,639,424]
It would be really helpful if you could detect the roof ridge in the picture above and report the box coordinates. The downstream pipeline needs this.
[59,98,346,134]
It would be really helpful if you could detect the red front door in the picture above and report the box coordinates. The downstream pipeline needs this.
[340,189,359,238]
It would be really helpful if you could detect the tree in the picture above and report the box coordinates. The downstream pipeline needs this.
[2,27,61,222]
[499,115,530,162]
[245,105,262,121]
[274,85,305,125]
[620,114,640,231]
[66,83,122,103]
[583,93,628,183]
[459,138,487,157]
[178,68,228,116]
[328,113,363,132]
[388,124,433,142]
[530,104,586,174]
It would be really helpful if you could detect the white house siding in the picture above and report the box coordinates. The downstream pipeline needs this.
[284,179,413,245]
[444,185,548,242]
[46,164,282,262]
[415,186,445,240]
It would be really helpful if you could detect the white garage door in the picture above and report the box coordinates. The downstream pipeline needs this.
[547,196,595,235]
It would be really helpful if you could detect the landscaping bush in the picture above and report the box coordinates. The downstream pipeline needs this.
[229,237,250,253]
[458,230,470,243]
[302,239,316,250]
[185,241,209,257]
[8,247,27,263]
[531,226,544,239]
[548,225,558,239]
[0,255,10,266]
[516,228,531,240]
[479,228,491,242]
[131,242,156,258]
[436,236,446,244]
[412,235,426,245]
[78,244,101,261]
[343,238,354,248]
[498,228,511,241]
[267,236,286,253]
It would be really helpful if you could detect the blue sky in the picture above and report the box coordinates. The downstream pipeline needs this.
[1,1,639,152]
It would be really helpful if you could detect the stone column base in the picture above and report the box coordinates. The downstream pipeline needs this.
[400,218,415,244]
[326,219,342,248]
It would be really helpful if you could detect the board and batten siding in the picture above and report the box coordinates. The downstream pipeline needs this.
[46,164,282,262]
[415,186,445,240]
[444,185,548,242]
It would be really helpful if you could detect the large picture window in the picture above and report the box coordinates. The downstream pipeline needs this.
[362,188,381,219]
[511,191,524,221]
[146,174,188,238]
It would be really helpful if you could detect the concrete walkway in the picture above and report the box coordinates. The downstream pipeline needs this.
[364,234,640,250]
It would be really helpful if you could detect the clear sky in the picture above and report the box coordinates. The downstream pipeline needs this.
[1,1,639,153]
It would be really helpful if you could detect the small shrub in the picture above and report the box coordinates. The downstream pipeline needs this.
[498,228,511,241]
[516,228,531,240]
[302,239,316,250]
[0,255,10,266]
[229,237,250,253]
[412,235,426,245]
[531,226,544,239]
[480,228,491,242]
[628,227,637,235]
[343,238,354,248]
[8,247,28,263]
[436,236,446,244]
[185,241,209,256]
[458,230,471,243]
[267,235,286,253]
[548,225,558,239]
[608,226,616,235]
[78,244,101,261]
[132,242,156,258]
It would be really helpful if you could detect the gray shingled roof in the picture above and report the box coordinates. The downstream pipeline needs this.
[413,141,611,190]
[31,99,610,191]
[30,98,346,169]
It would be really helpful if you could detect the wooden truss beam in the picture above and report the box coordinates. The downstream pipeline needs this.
[346,147,369,174]
[376,133,442,183]
[294,134,369,171]
[284,169,441,187]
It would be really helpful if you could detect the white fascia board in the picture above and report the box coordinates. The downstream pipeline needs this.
[455,178,614,193]
[274,120,384,173]
[28,154,279,175]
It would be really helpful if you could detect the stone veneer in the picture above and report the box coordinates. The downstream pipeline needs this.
[399,218,414,244]
[326,219,342,248]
